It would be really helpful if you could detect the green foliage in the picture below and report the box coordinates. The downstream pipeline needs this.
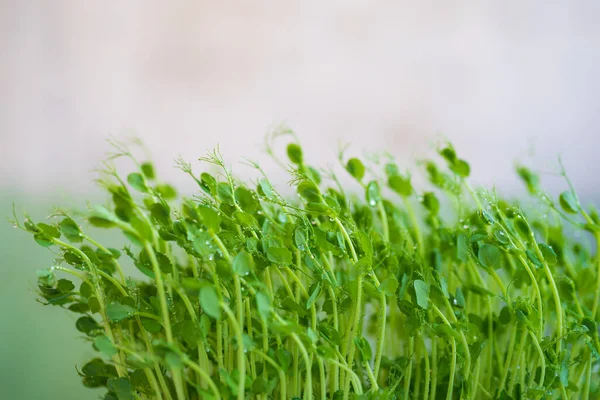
[11,137,600,400]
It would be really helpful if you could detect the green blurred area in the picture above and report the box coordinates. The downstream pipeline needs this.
[1,193,100,400]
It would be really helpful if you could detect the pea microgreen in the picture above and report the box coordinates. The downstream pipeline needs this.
[10,136,600,400]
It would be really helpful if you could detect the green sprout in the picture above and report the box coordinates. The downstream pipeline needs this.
[10,136,600,400]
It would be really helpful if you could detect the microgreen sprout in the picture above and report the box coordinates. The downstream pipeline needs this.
[11,137,600,400]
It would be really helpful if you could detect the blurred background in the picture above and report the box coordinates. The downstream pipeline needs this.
[2,1,600,398]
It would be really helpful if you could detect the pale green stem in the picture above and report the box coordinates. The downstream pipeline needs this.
[251,350,287,400]
[53,239,127,377]
[182,358,222,400]
[432,304,457,400]
[144,243,186,400]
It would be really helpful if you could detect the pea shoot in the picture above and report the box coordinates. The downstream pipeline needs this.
[11,136,600,399]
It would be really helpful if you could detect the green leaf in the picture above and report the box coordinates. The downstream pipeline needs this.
[306,282,321,309]
[365,181,381,207]
[178,320,200,348]
[457,233,469,262]
[56,279,75,293]
[354,336,372,363]
[379,277,399,296]
[479,209,495,225]
[526,250,543,269]
[255,292,272,320]
[252,377,267,394]
[107,377,134,400]
[33,234,53,247]
[451,159,470,177]
[280,297,306,316]
[157,184,177,199]
[433,323,460,339]
[306,166,322,184]
[197,205,221,232]
[421,192,440,215]
[470,340,487,363]
[439,146,457,163]
[59,218,83,242]
[581,317,598,338]
[127,173,148,193]
[165,352,182,370]
[200,172,217,195]
[37,223,61,238]
[142,318,162,334]
[388,175,412,197]
[287,143,303,164]
[234,186,260,213]
[129,216,153,243]
[266,247,293,265]
[414,280,430,309]
[217,182,234,204]
[352,230,373,259]
[469,230,489,243]
[559,351,570,387]
[76,316,100,335]
[80,281,93,298]
[82,358,114,377]
[478,244,502,269]
[454,287,465,308]
[140,162,155,180]
[95,335,117,357]
[89,205,119,228]
[559,191,579,214]
[106,302,136,322]
[257,179,276,199]
[349,257,371,281]
[199,286,221,320]
[398,274,410,300]
[499,306,512,324]
[88,296,101,314]
[36,268,55,286]
[297,181,322,203]
[294,227,309,251]
[538,243,557,265]
[233,211,259,229]
[68,302,90,314]
[517,166,539,194]
[233,250,254,275]
[150,203,171,226]
[345,158,365,181]
[514,217,531,238]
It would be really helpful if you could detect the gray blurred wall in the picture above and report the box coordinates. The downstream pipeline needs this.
[2,1,599,199]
